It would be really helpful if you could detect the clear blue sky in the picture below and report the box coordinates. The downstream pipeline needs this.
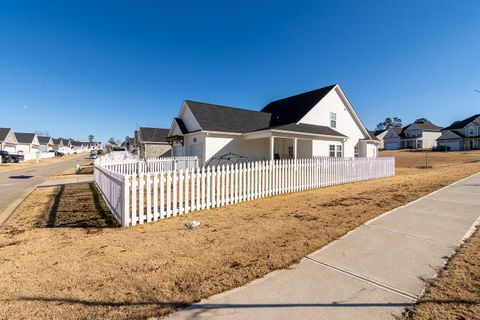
[1,0,479,143]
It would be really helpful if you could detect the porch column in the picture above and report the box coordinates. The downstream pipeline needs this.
[269,136,274,161]
[293,138,297,160]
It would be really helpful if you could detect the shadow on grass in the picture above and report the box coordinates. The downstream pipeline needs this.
[45,182,118,228]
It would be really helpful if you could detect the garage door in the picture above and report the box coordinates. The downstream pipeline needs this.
[4,145,15,153]
[445,141,460,151]
[385,143,398,150]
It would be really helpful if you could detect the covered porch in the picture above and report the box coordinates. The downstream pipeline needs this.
[243,129,347,160]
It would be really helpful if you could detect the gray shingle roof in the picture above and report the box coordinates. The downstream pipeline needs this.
[38,136,52,144]
[403,120,442,132]
[15,132,36,144]
[437,130,463,140]
[174,118,189,134]
[443,114,480,130]
[139,127,170,143]
[0,128,12,141]
[261,85,336,126]
[271,123,346,137]
[185,100,271,133]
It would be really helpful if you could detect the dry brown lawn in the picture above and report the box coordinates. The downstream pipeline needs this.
[0,151,480,319]
[402,225,480,320]
[0,152,88,172]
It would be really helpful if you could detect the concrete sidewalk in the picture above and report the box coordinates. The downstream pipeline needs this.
[167,173,480,320]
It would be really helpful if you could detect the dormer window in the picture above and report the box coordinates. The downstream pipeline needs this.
[330,112,337,128]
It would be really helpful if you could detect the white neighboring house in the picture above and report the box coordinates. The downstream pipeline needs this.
[379,127,403,150]
[168,84,379,165]
[437,114,480,151]
[14,132,40,160]
[0,128,18,153]
[38,136,54,152]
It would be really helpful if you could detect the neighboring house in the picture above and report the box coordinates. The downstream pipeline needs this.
[381,127,403,150]
[38,136,54,152]
[437,114,480,151]
[52,138,65,151]
[0,128,18,153]
[376,119,442,150]
[69,140,85,152]
[135,127,171,159]
[373,129,387,149]
[400,119,442,149]
[14,132,40,160]
[168,84,379,165]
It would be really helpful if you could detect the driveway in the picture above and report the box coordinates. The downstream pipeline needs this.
[0,156,91,228]
[167,173,480,320]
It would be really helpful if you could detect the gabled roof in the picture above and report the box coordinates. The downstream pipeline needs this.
[15,132,37,144]
[403,119,442,132]
[437,130,463,140]
[174,118,189,134]
[261,84,336,126]
[271,123,346,137]
[38,136,53,144]
[185,100,271,133]
[52,138,62,145]
[70,141,83,147]
[0,128,12,141]
[443,114,480,130]
[139,127,170,143]
[368,131,380,141]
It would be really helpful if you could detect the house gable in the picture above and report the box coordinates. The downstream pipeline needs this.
[179,102,202,133]
[0,128,18,144]
[299,85,371,140]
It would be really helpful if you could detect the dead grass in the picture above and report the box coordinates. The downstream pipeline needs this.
[0,152,479,319]
[0,152,88,172]
[402,225,480,320]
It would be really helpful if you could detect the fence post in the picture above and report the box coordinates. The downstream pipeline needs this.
[121,175,130,227]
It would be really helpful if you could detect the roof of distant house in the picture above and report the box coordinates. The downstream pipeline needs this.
[15,132,37,144]
[0,128,12,141]
[403,119,442,132]
[37,136,52,144]
[443,114,480,131]
[139,127,170,143]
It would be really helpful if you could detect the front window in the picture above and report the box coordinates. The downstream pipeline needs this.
[336,145,342,157]
[330,112,337,128]
[354,146,359,157]
[329,145,335,157]
[470,128,475,135]
[288,146,294,158]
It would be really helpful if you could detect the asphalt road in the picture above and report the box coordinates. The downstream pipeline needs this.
[0,156,91,228]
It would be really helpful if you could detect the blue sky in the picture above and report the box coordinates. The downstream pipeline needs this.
[0,0,479,143]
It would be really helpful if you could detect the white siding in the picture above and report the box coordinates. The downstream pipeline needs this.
[422,131,442,148]
[181,105,201,132]
[312,140,342,157]
[204,135,269,164]
[299,88,370,157]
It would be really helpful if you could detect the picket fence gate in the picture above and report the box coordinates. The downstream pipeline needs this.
[94,157,395,227]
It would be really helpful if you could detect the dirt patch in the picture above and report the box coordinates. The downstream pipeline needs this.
[402,225,480,320]
[0,153,479,319]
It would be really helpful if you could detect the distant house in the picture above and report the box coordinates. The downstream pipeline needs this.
[381,127,403,150]
[437,114,480,151]
[52,138,64,151]
[168,84,378,165]
[69,140,84,152]
[0,128,18,153]
[373,129,392,149]
[38,136,54,152]
[376,119,442,150]
[14,132,40,160]
[134,127,171,159]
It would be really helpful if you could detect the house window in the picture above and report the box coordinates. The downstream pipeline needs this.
[330,112,337,128]
[469,128,475,136]
[288,146,294,158]
[336,145,342,157]
[354,146,359,157]
[329,145,335,157]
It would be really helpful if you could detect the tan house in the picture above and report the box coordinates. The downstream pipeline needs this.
[134,127,171,159]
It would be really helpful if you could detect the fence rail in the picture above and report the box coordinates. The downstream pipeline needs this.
[94,157,395,227]
[97,156,198,175]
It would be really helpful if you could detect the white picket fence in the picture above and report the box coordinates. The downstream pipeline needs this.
[97,156,198,175]
[94,157,395,227]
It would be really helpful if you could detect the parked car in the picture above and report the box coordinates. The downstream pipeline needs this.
[432,145,451,152]
[55,151,65,157]
[89,150,98,159]
[0,151,11,163]
[10,153,25,163]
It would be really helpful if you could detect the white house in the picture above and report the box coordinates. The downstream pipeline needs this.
[0,128,18,153]
[168,84,379,165]
[38,136,54,152]
[14,132,40,160]
[437,114,480,151]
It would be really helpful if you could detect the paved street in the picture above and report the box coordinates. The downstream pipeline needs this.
[168,173,480,320]
[0,156,90,228]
